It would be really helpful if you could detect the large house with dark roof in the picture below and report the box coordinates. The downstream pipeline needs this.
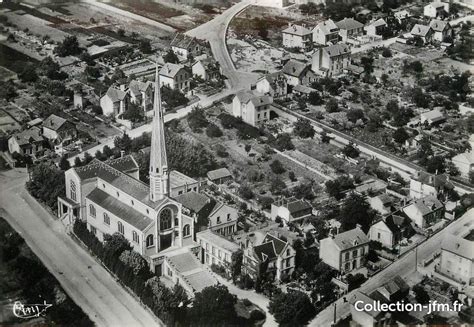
[159,63,190,91]
[42,114,78,155]
[409,171,453,200]
[402,195,444,229]
[429,19,453,42]
[8,126,44,158]
[127,80,153,112]
[271,198,313,225]
[100,85,129,116]
[368,212,414,248]
[335,18,364,42]
[320,226,370,273]
[311,43,351,77]
[57,69,215,287]
[242,232,296,282]
[281,59,310,86]
[282,24,312,50]
[170,33,204,59]
[232,90,273,127]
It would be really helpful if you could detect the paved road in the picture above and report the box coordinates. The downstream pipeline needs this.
[68,89,233,165]
[186,1,259,90]
[309,208,474,326]
[0,169,162,327]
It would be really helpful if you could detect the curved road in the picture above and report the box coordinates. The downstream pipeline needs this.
[0,169,162,327]
[186,1,259,90]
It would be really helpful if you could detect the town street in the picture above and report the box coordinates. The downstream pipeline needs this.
[309,208,474,327]
[0,169,162,327]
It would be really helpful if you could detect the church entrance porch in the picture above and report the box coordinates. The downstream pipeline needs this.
[57,196,80,227]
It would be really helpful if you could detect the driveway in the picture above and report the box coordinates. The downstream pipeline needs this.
[0,169,162,327]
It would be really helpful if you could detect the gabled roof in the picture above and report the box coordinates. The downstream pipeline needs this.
[293,84,316,94]
[170,33,196,49]
[169,170,198,189]
[421,108,445,122]
[394,9,412,19]
[43,114,70,131]
[411,24,432,37]
[257,72,287,85]
[414,171,453,189]
[282,60,308,77]
[106,155,138,173]
[235,91,273,107]
[175,191,210,213]
[314,19,339,35]
[253,241,278,261]
[429,19,450,32]
[283,24,312,36]
[86,188,152,231]
[426,1,446,9]
[10,127,43,146]
[263,233,287,255]
[405,196,444,216]
[159,63,186,78]
[384,212,411,234]
[330,227,370,251]
[441,229,474,260]
[323,43,350,57]
[368,18,387,28]
[128,80,151,97]
[207,167,232,181]
[336,18,364,31]
[105,86,128,102]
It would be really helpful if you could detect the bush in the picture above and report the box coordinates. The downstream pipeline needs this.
[270,159,286,174]
[326,98,339,113]
[250,309,266,321]
[206,123,223,137]
[187,107,208,132]
[218,113,261,139]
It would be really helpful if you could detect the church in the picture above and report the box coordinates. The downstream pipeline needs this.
[58,68,218,293]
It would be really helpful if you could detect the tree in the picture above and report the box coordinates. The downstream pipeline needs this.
[0,80,18,101]
[340,193,376,232]
[342,142,359,158]
[74,157,83,167]
[413,285,430,304]
[230,249,243,283]
[270,177,286,194]
[84,65,101,80]
[54,36,82,57]
[325,175,354,200]
[59,155,71,171]
[187,107,208,132]
[122,102,143,123]
[163,50,179,64]
[293,180,315,200]
[288,171,296,182]
[139,40,153,54]
[270,159,286,174]
[274,133,294,151]
[26,162,65,209]
[239,185,254,200]
[188,285,238,325]
[206,123,223,137]
[393,127,409,144]
[469,171,474,185]
[18,63,38,83]
[346,109,364,123]
[114,133,132,153]
[417,136,433,165]
[161,86,188,108]
[308,91,323,105]
[360,56,374,74]
[326,98,339,113]
[381,47,392,58]
[269,291,316,326]
[426,156,446,174]
[293,118,315,138]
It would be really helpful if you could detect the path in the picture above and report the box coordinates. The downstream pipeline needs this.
[0,169,162,327]
[309,209,474,326]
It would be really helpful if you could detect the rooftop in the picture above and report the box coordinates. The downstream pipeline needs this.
[207,167,232,181]
[406,195,444,216]
[10,127,43,146]
[105,86,128,102]
[282,60,308,77]
[43,114,70,131]
[196,229,240,253]
[442,228,473,261]
[329,227,370,251]
[170,33,196,49]
[336,18,364,31]
[175,191,210,213]
[282,24,312,36]
[170,170,198,189]
[314,19,339,35]
[86,188,152,231]
[429,19,449,32]
[159,63,186,78]
[411,24,432,37]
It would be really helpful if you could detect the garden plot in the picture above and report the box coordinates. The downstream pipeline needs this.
[228,38,283,73]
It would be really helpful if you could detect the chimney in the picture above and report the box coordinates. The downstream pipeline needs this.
[119,84,126,91]
[120,150,125,157]
[356,224,362,230]
[429,175,434,184]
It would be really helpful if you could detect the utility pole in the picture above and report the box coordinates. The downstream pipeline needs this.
[415,246,418,272]
[333,302,337,326]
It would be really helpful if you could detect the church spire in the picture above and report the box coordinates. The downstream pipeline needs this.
[149,64,169,201]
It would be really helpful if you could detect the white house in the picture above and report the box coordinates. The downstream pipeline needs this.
[311,43,351,77]
[335,18,364,42]
[42,114,78,155]
[282,24,312,50]
[100,86,129,116]
[320,227,370,273]
[312,19,339,45]
[192,57,220,81]
[402,196,444,229]
[8,127,44,158]
[368,213,413,248]
[409,171,453,199]
[368,193,394,215]
[254,0,290,8]
[364,18,387,37]
[410,24,434,44]
[270,198,313,225]
[170,33,204,59]
[255,72,288,98]
[196,229,240,274]
[128,80,153,112]
[424,2,449,18]
[159,63,190,91]
[207,202,238,236]
[394,9,413,23]
[452,134,474,179]
[429,20,453,42]
[232,90,273,126]
[420,108,446,126]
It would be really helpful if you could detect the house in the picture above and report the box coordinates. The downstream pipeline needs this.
[270,198,313,225]
[100,86,129,116]
[207,167,233,185]
[311,43,351,77]
[282,59,310,86]
[292,84,317,97]
[8,127,44,158]
[409,171,453,199]
[207,202,238,236]
[424,2,449,18]
[128,80,153,112]
[368,193,395,215]
[192,57,220,81]
[410,24,434,44]
[242,233,296,282]
[368,213,413,248]
[394,9,413,23]
[42,114,78,155]
[320,226,370,273]
[169,170,200,197]
[429,20,453,42]
[254,0,290,8]
[162,249,218,295]
[232,91,273,127]
[57,70,203,280]
[420,108,446,125]
[350,292,388,327]
[364,18,387,37]
[196,229,240,274]
[255,72,288,98]
[175,191,212,217]
[282,24,312,50]
[335,18,364,42]
[159,63,190,91]
[452,135,474,179]
[312,19,339,45]
[402,196,444,229]
[170,33,203,59]
[437,226,474,285]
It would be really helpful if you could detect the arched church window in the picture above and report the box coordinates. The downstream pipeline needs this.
[70,180,77,201]
[89,204,96,218]
[160,208,172,230]
[146,234,154,247]
[183,224,190,237]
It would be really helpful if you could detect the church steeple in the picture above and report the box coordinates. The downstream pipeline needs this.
[149,65,169,201]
